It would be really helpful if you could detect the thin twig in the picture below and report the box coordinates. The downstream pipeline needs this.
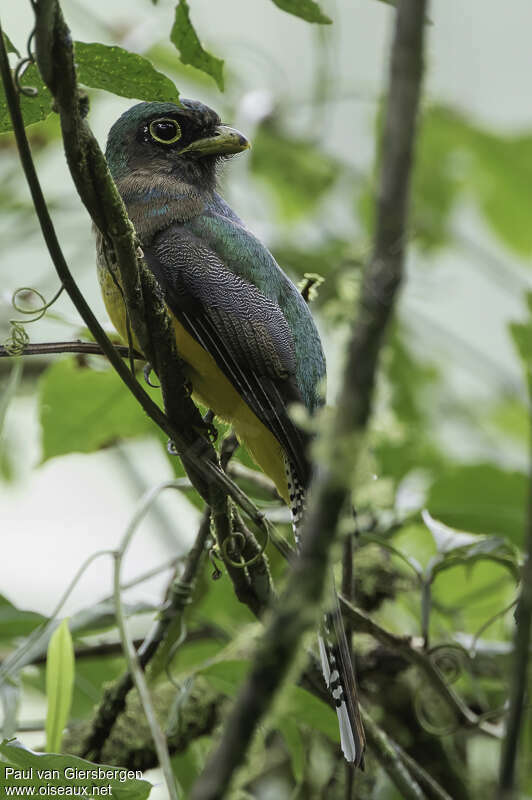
[393,741,453,800]
[112,491,182,800]
[360,707,424,800]
[0,341,142,359]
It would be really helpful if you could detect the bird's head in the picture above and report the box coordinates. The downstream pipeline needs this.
[105,99,250,190]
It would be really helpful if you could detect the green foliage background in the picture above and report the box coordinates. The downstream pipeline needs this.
[0,0,531,798]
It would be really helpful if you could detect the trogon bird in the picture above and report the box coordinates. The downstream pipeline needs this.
[97,99,365,766]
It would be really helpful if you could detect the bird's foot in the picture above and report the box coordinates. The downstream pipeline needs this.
[167,439,178,456]
[143,363,159,388]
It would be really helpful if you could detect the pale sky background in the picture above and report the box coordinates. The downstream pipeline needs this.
[1,0,531,622]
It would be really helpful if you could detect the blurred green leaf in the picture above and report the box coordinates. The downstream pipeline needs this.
[269,0,332,24]
[489,395,528,443]
[427,463,527,545]
[70,600,156,638]
[375,327,444,482]
[168,639,225,677]
[0,740,152,798]
[0,64,54,134]
[412,106,467,251]
[171,0,224,91]
[278,718,304,783]
[469,131,532,256]
[0,360,22,483]
[279,685,338,741]
[2,33,20,58]
[195,565,256,632]
[361,105,468,251]
[72,655,125,720]
[0,595,46,642]
[431,560,515,637]
[200,659,248,696]
[250,123,339,220]
[147,43,219,89]
[422,511,519,582]
[171,738,209,794]
[509,292,532,392]
[386,328,439,425]
[39,359,158,461]
[74,42,179,103]
[200,660,339,751]
[364,103,532,255]
[3,602,153,689]
[45,620,74,753]
[0,683,19,739]
[422,510,482,554]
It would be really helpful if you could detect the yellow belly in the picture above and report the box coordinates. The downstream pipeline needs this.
[98,265,289,503]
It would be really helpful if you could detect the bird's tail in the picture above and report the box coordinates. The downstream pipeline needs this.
[318,584,366,767]
[284,458,366,767]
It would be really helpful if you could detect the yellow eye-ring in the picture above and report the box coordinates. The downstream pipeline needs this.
[149,117,182,144]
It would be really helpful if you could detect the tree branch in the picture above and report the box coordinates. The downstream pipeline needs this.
[0,341,142,360]
[189,2,428,797]
[360,708,424,800]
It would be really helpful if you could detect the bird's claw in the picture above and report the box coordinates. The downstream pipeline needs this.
[167,439,178,456]
[143,363,160,387]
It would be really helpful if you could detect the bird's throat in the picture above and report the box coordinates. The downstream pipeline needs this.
[116,172,208,242]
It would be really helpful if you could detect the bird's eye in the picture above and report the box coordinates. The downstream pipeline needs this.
[149,118,182,144]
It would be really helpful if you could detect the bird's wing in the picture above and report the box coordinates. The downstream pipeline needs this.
[142,224,312,486]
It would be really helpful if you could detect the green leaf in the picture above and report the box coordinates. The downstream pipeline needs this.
[200,660,249,696]
[171,1,224,91]
[39,358,158,461]
[0,595,46,642]
[489,395,529,443]
[0,683,19,739]
[1,601,154,689]
[195,564,256,631]
[509,293,532,392]
[171,739,209,794]
[45,620,74,753]
[280,685,338,741]
[278,718,305,783]
[74,42,179,103]
[466,131,532,255]
[269,0,332,24]
[412,106,467,251]
[250,123,339,220]
[0,740,152,798]
[422,511,519,582]
[2,33,20,57]
[422,510,481,554]
[0,64,54,134]
[427,463,527,546]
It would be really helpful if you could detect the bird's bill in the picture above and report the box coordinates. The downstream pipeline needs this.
[180,125,250,157]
